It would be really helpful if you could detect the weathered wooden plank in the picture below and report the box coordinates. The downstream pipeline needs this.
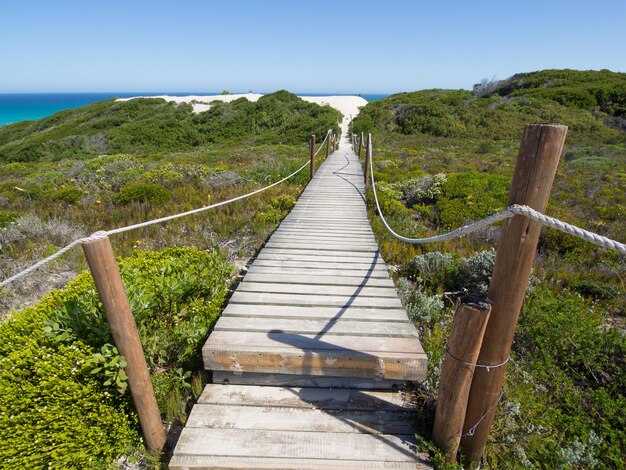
[204,346,426,380]
[246,265,391,278]
[221,304,410,322]
[235,282,400,298]
[212,372,405,389]
[241,273,395,288]
[172,428,418,462]
[213,316,418,337]
[229,291,402,308]
[185,403,415,434]
[197,384,412,410]
[254,253,384,264]
[259,247,379,258]
[206,331,423,354]
[169,455,426,469]
[250,260,388,270]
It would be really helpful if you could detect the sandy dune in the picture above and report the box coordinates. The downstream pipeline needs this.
[117,93,368,137]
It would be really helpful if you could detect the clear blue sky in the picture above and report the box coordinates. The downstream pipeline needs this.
[1,0,625,93]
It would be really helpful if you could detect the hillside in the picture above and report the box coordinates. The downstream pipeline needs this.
[352,69,626,143]
[0,91,344,467]
[0,90,341,162]
[351,69,626,467]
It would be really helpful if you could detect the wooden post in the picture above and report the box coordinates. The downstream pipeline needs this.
[460,124,567,463]
[326,130,331,159]
[433,299,491,462]
[358,131,364,158]
[82,235,166,452]
[310,134,316,179]
[364,133,372,188]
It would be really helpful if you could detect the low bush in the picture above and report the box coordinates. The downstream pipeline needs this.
[0,247,234,467]
[116,182,172,205]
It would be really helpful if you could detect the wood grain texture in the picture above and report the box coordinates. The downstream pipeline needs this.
[175,144,430,468]
[461,124,567,463]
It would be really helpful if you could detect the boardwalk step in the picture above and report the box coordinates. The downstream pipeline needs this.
[169,384,432,469]
[212,372,405,389]
[203,331,426,381]
[177,143,430,467]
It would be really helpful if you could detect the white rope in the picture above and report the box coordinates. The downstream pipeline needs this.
[367,139,626,254]
[0,159,310,288]
[313,129,331,157]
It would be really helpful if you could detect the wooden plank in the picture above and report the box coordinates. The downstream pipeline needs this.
[172,428,419,462]
[169,455,426,469]
[250,260,388,270]
[235,283,400,298]
[241,273,395,288]
[255,254,380,264]
[205,330,423,354]
[228,291,402,308]
[197,384,412,410]
[221,304,410,322]
[185,403,415,434]
[212,372,405,389]
[214,316,418,337]
[246,265,391,278]
[259,247,380,258]
[204,346,427,380]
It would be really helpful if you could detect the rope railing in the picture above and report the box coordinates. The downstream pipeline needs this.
[0,128,336,451]
[362,125,625,465]
[0,146,322,289]
[314,129,331,157]
[365,136,625,254]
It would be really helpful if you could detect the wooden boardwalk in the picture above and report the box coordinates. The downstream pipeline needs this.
[170,141,430,469]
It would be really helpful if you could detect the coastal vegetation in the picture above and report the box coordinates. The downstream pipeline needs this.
[0,91,340,468]
[351,69,626,467]
[0,69,624,468]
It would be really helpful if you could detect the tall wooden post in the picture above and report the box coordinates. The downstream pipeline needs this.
[326,130,331,158]
[460,124,567,463]
[364,133,372,188]
[433,299,491,462]
[358,131,364,158]
[310,134,316,179]
[82,235,166,451]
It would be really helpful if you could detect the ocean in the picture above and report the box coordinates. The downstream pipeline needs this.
[0,92,388,127]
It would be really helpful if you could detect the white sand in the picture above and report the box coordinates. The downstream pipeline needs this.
[117,93,368,138]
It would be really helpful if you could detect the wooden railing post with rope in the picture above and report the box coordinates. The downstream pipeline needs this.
[432,299,491,461]
[82,235,166,451]
[326,131,331,159]
[364,133,371,188]
[0,131,323,457]
[309,134,316,178]
[357,123,622,466]
[357,131,364,157]
[459,123,568,464]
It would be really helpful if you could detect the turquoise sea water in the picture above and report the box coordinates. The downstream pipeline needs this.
[0,92,388,127]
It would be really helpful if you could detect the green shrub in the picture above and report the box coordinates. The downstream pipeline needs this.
[116,182,172,205]
[0,210,20,227]
[254,195,297,225]
[51,186,83,203]
[0,247,234,467]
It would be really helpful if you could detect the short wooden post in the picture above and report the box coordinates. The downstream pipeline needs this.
[460,124,567,463]
[82,235,166,452]
[433,299,491,462]
[326,130,331,158]
[364,133,372,187]
[310,134,316,179]
[358,131,364,158]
